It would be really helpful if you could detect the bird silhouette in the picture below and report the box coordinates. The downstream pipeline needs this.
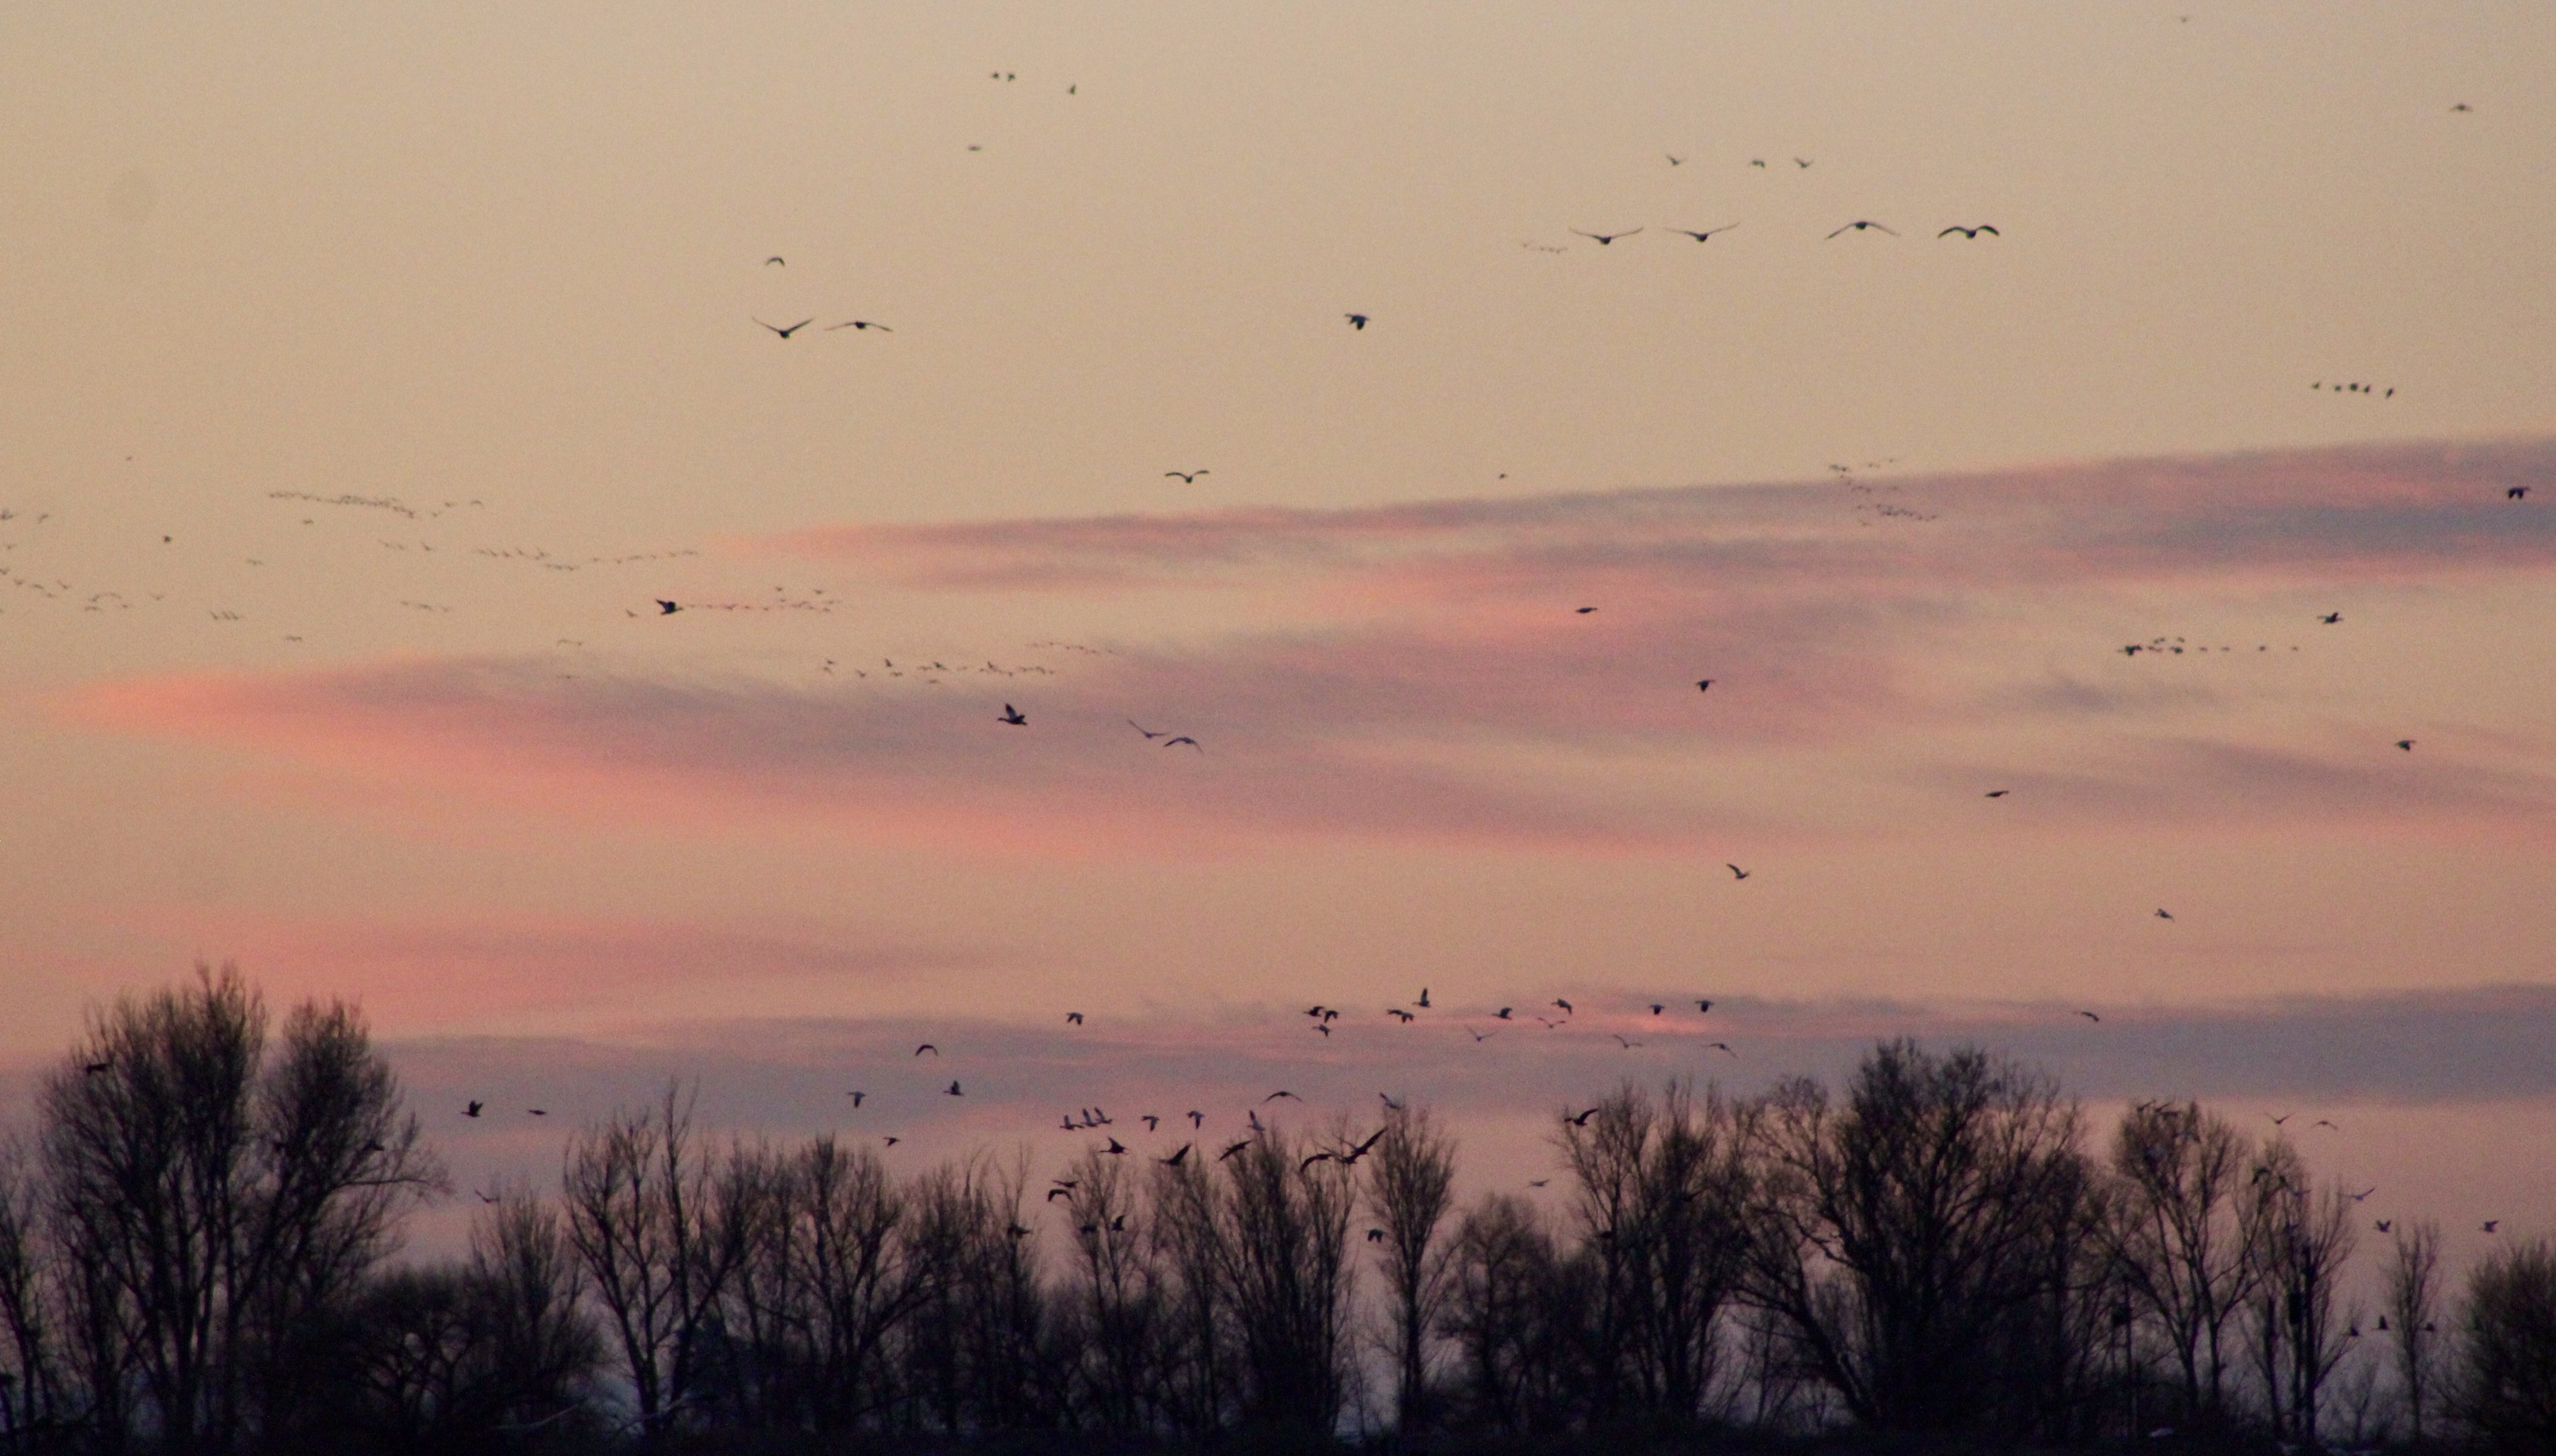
[1670,224,1738,243]
[765,256,786,267]
[1727,864,1751,880]
[998,704,1028,725]
[1380,1091,1404,1110]
[2376,1219,2391,1232]
[2077,1010,2101,1022]
[1469,1028,1499,1042]
[1826,221,1898,237]
[1345,313,1369,330]
[824,320,893,332]
[1937,225,1999,239]
[915,1043,940,1056]
[1495,1007,1512,1020]
[655,600,681,615]
[1367,1227,1386,1241]
[884,1136,900,1147]
[1565,1107,1599,1127]
[1129,721,1170,739]
[1611,1034,1641,1049]
[2269,1113,2293,1125]
[2156,908,2174,921]
[1105,1137,1126,1155]
[2510,487,2530,500]
[1793,157,1813,168]
[1142,1114,1160,1131]
[1666,154,1684,166]
[1703,1042,1736,1055]
[1220,1140,1250,1160]
[1163,470,1207,482]
[1264,1090,1302,1102]
[1161,1144,1191,1166]
[847,1091,865,1106]
[528,1109,548,1116]
[1553,998,1574,1015]
[1163,736,1201,751]
[2483,1220,2500,1233]
[947,1081,963,1096]
[1696,679,1715,692]
[1986,789,2010,798]
[1189,1109,1205,1127]
[1697,999,1713,1013]
[1066,1012,1084,1025]
[1386,1008,1414,1023]
[1650,1004,1665,1015]
[755,318,815,339]
[2395,740,2415,752]
[464,1100,483,1117]
[1417,987,1430,1008]
[1572,228,1642,245]
[1575,606,1597,613]
[1750,158,1766,168]
[1046,1187,1073,1202]
[2318,612,2342,624]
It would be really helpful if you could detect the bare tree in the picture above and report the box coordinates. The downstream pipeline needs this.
[1558,1081,1753,1429]
[2240,1140,2359,1443]
[559,1081,743,1441]
[2100,1100,2262,1429]
[1363,1105,1456,1436]
[2454,1235,2556,1452]
[1441,1192,1590,1434]
[1744,1040,2091,1437]
[2384,1218,2443,1445]
[1217,1127,1357,1435]
[38,964,441,1452]
[1147,1150,1232,1437]
[0,1136,64,1446]
[1053,1146,1157,1432]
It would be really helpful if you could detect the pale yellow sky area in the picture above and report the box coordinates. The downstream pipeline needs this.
[2,3,2554,1238]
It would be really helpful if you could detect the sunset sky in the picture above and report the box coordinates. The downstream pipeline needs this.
[4,3,2553,1260]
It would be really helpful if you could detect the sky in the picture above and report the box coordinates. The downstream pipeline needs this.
[3,3,2554,1266]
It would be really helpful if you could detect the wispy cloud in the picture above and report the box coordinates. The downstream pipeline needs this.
[65,441,2556,852]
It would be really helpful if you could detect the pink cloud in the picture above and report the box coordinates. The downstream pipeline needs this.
[61,441,2556,852]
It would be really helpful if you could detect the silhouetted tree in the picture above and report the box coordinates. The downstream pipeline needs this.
[1362,1106,1455,1437]
[1218,1128,1355,1436]
[2240,1139,2359,1443]
[1745,1040,2090,1437]
[1440,1192,1591,1435]
[2455,1235,2556,1451]
[559,1081,743,1441]
[1558,1081,1752,1429]
[39,964,442,1453]
[2384,1217,2444,1445]
[2100,1100,2262,1430]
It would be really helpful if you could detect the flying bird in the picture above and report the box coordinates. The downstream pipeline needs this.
[1160,1144,1191,1166]
[1575,606,1597,613]
[2483,1220,2499,1233]
[2156,908,2174,921]
[824,320,893,332]
[656,600,681,615]
[1793,157,1813,168]
[1129,721,1169,739]
[1162,736,1201,751]
[1553,998,1574,1015]
[1986,789,2010,798]
[1572,228,1642,245]
[464,1100,482,1117]
[1220,1140,1250,1160]
[1610,1034,1641,1049]
[998,704,1028,725]
[1565,1107,1600,1127]
[1188,1110,1204,1127]
[1495,1007,1512,1020]
[1696,679,1714,692]
[2077,1010,2101,1022]
[915,1043,940,1056]
[1264,1090,1302,1102]
[1703,1042,1736,1055]
[946,1081,963,1097]
[1727,864,1751,880]
[1826,221,1898,237]
[1666,154,1684,166]
[765,256,785,267]
[1937,225,1999,239]
[884,1136,900,1147]
[1163,470,1207,482]
[1417,987,1430,1008]
[1142,1115,1160,1131]
[1105,1138,1126,1155]
[1649,1004,1665,1015]
[847,1091,865,1106]
[1345,313,1369,330]
[1669,224,1738,242]
[1697,999,1713,1013]
[528,1109,547,1117]
[2395,740,2414,752]
[1066,1012,1084,1025]
[755,317,815,339]
[2510,487,2530,500]
[2317,612,2342,624]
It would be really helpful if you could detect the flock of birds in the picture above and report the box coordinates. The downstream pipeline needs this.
[11,43,2531,1244]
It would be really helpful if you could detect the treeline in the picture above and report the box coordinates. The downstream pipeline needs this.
[1,970,2552,1454]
